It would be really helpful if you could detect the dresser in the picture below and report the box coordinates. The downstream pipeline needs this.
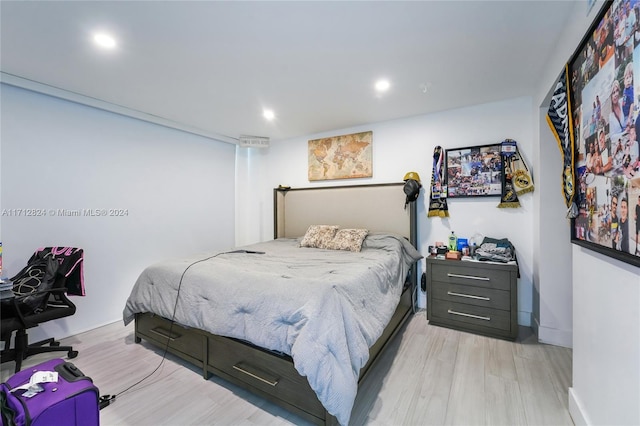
[425,256,518,340]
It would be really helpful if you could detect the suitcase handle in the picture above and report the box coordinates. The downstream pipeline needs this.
[54,362,93,383]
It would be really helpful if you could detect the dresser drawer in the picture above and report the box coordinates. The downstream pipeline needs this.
[430,263,512,291]
[135,313,206,364]
[430,281,511,310]
[430,300,512,332]
[207,335,325,419]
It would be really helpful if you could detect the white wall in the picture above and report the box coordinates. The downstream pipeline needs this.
[571,253,639,425]
[1,84,236,342]
[235,145,270,246]
[532,106,574,348]
[533,1,640,424]
[237,96,536,325]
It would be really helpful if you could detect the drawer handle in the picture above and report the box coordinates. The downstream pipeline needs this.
[232,364,279,387]
[447,291,490,301]
[447,273,490,281]
[149,328,179,341]
[447,309,491,321]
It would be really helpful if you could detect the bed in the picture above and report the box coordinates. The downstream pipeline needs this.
[123,183,421,425]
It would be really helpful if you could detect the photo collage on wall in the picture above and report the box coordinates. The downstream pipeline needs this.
[570,0,640,258]
[445,144,502,198]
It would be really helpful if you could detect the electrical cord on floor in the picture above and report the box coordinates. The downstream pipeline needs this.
[98,249,265,409]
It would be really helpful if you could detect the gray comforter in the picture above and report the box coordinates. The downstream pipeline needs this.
[123,233,421,425]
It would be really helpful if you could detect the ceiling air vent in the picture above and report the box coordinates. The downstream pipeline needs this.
[239,135,270,148]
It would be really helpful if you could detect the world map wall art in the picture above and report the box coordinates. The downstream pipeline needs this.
[308,131,373,181]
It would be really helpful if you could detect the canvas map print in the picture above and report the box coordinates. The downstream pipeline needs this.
[308,131,373,181]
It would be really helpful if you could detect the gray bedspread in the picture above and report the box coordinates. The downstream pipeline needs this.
[123,233,421,425]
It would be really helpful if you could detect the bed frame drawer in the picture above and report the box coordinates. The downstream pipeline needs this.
[207,335,325,420]
[135,313,207,376]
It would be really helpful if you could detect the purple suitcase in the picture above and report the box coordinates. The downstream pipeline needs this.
[0,358,99,426]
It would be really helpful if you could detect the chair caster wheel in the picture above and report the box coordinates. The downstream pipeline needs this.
[51,341,61,347]
[68,350,78,358]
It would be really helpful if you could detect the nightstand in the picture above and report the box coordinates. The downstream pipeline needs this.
[425,256,518,340]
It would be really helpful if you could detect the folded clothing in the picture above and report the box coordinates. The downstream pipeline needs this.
[475,237,516,263]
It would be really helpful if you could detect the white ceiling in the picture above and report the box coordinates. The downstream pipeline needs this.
[1,1,579,144]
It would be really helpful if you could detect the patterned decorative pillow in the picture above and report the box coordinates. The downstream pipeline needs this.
[300,225,340,249]
[325,228,369,252]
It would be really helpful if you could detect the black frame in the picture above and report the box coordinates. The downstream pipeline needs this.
[568,0,640,267]
[445,144,503,198]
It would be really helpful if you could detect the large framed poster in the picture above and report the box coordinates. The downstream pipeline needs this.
[569,0,640,267]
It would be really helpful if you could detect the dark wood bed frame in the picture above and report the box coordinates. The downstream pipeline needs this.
[134,183,419,425]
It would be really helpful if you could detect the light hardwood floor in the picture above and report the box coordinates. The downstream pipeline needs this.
[1,312,573,425]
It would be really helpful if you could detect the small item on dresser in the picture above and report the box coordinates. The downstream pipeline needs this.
[436,246,448,255]
[445,251,461,260]
[475,237,516,263]
[448,231,458,251]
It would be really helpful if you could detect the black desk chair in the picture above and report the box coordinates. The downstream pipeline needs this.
[1,247,84,373]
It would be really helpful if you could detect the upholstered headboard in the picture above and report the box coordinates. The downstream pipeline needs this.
[273,183,417,247]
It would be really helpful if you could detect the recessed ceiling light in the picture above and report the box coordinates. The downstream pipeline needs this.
[263,109,275,120]
[375,79,390,92]
[93,32,116,49]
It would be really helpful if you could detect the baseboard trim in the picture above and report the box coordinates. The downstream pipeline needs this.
[531,314,540,336]
[537,324,573,348]
[569,387,590,426]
